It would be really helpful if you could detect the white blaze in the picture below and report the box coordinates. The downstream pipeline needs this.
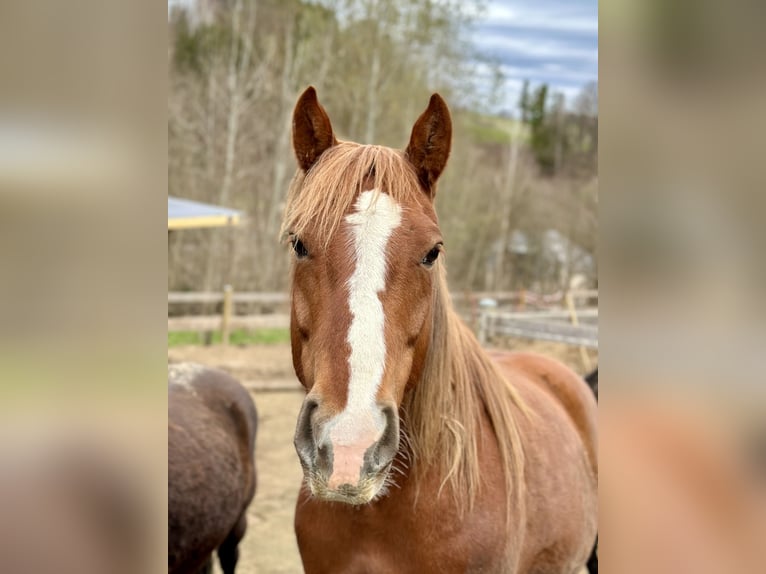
[328,190,401,446]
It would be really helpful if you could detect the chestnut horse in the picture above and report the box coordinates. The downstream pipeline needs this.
[168,363,258,574]
[283,87,597,573]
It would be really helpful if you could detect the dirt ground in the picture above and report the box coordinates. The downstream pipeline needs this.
[168,339,596,573]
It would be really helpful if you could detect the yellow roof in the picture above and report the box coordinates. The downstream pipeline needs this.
[168,196,243,229]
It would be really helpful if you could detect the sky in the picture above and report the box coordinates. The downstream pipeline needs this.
[471,0,598,113]
[168,0,598,113]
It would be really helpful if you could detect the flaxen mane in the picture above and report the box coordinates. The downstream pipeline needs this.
[281,142,420,243]
[404,265,529,520]
[282,141,528,519]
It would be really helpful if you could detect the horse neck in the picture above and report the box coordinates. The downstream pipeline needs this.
[400,265,526,519]
[419,268,488,397]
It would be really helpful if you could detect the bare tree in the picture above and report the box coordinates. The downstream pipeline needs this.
[168,2,598,295]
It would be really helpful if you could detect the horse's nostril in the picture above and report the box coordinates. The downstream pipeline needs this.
[294,398,321,466]
[366,405,399,472]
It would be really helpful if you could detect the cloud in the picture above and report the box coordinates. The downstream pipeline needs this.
[483,0,598,33]
[471,0,598,112]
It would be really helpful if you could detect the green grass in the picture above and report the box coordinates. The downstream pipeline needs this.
[168,328,291,347]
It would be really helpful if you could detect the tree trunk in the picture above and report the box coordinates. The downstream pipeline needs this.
[202,0,256,295]
[493,121,521,290]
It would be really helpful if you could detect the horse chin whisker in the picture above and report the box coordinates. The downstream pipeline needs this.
[394,457,410,470]
[303,468,394,506]
[380,476,399,494]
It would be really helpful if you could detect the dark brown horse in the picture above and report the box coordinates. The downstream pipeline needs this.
[283,87,597,573]
[168,363,258,574]
[585,368,598,401]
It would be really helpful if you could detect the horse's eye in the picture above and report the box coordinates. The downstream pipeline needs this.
[292,238,309,259]
[421,244,442,267]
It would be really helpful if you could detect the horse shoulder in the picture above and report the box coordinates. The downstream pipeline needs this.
[494,351,597,476]
[485,352,597,573]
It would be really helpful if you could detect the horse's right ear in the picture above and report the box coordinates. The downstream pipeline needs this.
[292,86,337,172]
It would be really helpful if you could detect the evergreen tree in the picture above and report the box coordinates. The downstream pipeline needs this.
[529,84,555,175]
[518,79,530,124]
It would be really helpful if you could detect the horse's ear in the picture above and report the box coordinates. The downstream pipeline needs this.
[292,86,337,171]
[405,93,452,196]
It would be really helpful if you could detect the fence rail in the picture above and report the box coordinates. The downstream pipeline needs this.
[488,309,598,321]
[168,291,288,304]
[168,289,598,306]
[479,313,599,348]
[168,288,598,351]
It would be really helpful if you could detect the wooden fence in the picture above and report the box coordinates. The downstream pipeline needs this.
[478,309,598,346]
[168,287,289,344]
[168,287,598,350]
[167,289,598,307]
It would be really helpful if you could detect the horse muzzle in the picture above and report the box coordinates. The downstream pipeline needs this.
[294,396,400,504]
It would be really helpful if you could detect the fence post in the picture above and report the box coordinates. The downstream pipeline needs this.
[221,285,233,345]
[468,291,479,332]
[479,311,488,345]
[565,291,592,371]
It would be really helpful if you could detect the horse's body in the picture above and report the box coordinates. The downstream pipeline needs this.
[296,351,597,573]
[284,87,597,574]
[168,363,258,574]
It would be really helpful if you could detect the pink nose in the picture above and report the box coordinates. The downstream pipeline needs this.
[327,443,372,489]
[294,398,401,493]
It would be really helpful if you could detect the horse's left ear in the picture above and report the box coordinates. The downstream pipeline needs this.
[405,93,452,197]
